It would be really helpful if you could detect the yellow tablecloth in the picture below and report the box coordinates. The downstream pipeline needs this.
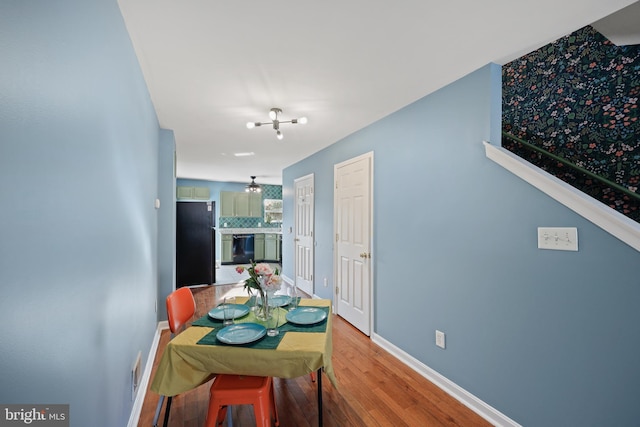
[150,298,336,397]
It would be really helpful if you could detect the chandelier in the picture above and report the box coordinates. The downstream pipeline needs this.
[246,107,307,140]
[245,176,262,193]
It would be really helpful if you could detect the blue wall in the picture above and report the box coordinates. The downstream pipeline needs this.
[0,1,169,426]
[283,63,640,425]
[158,130,177,321]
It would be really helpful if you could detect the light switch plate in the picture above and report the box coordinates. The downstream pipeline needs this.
[537,227,578,251]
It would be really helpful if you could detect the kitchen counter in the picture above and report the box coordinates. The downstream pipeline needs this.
[217,227,282,234]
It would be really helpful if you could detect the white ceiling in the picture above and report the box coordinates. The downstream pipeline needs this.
[592,1,640,46]
[117,0,638,185]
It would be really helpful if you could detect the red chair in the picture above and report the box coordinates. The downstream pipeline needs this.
[153,287,196,427]
[206,374,279,427]
[166,287,196,335]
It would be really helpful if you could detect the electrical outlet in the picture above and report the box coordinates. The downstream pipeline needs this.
[435,330,445,349]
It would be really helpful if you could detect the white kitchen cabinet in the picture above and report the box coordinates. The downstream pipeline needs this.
[263,199,282,224]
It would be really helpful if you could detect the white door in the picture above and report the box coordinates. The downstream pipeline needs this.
[294,174,314,296]
[334,153,373,336]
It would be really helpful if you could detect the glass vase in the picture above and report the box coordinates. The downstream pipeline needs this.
[255,289,271,321]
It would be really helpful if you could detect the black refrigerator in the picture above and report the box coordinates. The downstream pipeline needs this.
[176,201,216,287]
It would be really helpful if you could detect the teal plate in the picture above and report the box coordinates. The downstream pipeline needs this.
[208,304,250,321]
[216,323,266,345]
[268,295,292,307]
[285,307,327,325]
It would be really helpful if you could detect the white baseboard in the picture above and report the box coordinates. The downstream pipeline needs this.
[127,321,169,427]
[371,332,521,427]
[281,274,294,287]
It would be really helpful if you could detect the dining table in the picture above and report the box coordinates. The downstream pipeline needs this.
[150,296,337,426]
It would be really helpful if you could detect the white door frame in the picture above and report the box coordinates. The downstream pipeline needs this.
[333,151,374,335]
[294,173,314,296]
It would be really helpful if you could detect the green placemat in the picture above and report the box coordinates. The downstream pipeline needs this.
[192,297,308,328]
[191,299,255,327]
[191,315,222,328]
[197,326,286,349]
[195,306,329,348]
[246,295,302,308]
[279,307,329,333]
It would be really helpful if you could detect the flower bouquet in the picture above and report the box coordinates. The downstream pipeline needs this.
[236,262,282,320]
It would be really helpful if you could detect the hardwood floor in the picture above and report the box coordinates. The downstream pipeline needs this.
[137,284,491,427]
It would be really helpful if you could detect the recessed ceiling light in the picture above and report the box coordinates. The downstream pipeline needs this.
[234,152,255,157]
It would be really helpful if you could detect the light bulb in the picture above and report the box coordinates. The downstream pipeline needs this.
[298,117,308,124]
[276,130,283,140]
[246,122,255,129]
[269,109,278,121]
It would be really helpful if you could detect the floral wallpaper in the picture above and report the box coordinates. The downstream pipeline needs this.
[502,25,640,222]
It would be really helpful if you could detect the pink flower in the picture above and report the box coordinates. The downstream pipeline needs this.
[254,263,273,276]
[235,266,245,274]
[267,274,282,287]
[262,275,282,292]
